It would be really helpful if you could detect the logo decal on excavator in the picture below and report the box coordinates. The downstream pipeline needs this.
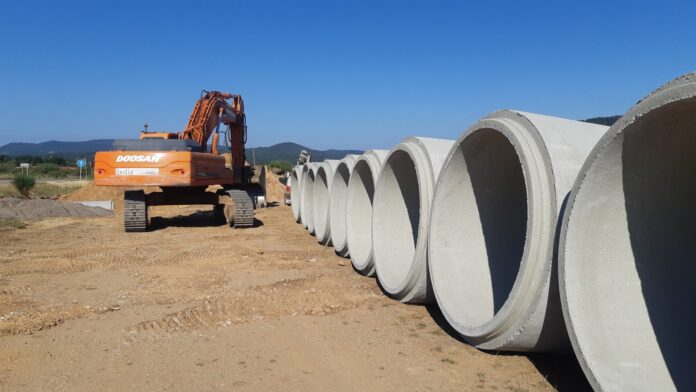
[116,155,161,163]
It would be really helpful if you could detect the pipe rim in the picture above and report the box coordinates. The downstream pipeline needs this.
[305,164,320,234]
[347,152,385,274]
[329,155,359,254]
[313,165,331,242]
[429,112,556,345]
[299,163,316,228]
[291,165,303,222]
[313,160,340,244]
[559,74,696,391]
[373,139,436,299]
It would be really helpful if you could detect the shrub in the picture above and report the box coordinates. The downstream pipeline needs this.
[12,173,36,198]
[268,160,293,173]
[0,218,26,230]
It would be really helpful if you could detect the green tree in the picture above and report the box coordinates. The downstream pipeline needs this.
[268,160,293,173]
[46,155,68,165]
[12,173,36,198]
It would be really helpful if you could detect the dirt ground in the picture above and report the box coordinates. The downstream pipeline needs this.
[0,182,589,391]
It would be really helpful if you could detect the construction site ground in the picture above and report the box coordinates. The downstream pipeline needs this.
[0,180,589,391]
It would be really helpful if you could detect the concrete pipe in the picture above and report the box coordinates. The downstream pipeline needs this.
[346,149,389,275]
[560,73,696,391]
[300,163,319,231]
[428,110,607,351]
[329,154,360,257]
[373,137,454,303]
[313,160,341,245]
[291,165,304,223]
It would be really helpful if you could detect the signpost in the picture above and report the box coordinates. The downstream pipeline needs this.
[77,158,86,180]
[19,162,30,175]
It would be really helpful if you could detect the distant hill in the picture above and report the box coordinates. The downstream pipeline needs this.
[583,115,621,126]
[245,142,362,164]
[0,140,362,164]
[0,139,114,159]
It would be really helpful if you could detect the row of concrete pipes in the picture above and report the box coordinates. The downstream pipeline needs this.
[289,73,695,392]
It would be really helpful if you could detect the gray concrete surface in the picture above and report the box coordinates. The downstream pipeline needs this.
[329,155,360,257]
[560,73,696,391]
[290,165,304,222]
[373,137,454,303]
[300,163,319,230]
[428,110,607,352]
[71,200,114,210]
[313,160,341,245]
[305,164,321,235]
[346,150,389,276]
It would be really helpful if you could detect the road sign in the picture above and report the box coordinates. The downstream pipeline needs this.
[76,159,86,168]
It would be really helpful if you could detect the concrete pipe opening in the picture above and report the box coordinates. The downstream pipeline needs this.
[346,150,388,276]
[329,155,359,257]
[431,129,527,327]
[313,160,340,245]
[560,74,696,391]
[429,110,607,352]
[291,165,304,223]
[301,164,318,233]
[373,137,454,303]
[299,164,313,228]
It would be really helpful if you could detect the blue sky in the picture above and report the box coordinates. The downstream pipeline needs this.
[0,1,694,150]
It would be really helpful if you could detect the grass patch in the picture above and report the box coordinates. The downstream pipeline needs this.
[0,183,83,198]
[268,160,293,173]
[0,217,26,230]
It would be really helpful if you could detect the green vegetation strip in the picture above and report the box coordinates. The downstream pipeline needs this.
[0,183,83,198]
[0,217,26,230]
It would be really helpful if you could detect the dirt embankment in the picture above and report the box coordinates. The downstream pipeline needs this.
[264,168,287,203]
[62,183,133,202]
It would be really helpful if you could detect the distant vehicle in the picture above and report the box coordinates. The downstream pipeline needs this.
[284,176,292,205]
[297,150,310,165]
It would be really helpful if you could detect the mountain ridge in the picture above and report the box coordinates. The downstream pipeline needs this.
[0,140,363,163]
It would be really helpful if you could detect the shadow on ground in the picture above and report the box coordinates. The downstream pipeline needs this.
[149,210,264,231]
[424,303,591,391]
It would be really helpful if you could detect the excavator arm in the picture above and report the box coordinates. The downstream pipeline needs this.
[179,90,247,172]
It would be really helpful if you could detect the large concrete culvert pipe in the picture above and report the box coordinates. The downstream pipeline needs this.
[329,154,360,256]
[428,110,607,352]
[313,160,341,245]
[291,165,304,223]
[300,163,319,231]
[346,149,389,275]
[559,74,696,391]
[373,137,454,303]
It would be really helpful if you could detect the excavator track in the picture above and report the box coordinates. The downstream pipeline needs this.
[226,189,255,228]
[124,190,148,232]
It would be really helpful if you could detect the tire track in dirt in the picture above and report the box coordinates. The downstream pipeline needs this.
[1,243,309,275]
[125,274,381,340]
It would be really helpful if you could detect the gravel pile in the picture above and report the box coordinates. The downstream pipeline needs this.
[0,197,112,219]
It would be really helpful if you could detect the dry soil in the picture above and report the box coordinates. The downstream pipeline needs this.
[0,180,589,391]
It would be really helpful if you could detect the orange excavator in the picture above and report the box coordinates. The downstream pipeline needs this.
[94,91,263,232]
